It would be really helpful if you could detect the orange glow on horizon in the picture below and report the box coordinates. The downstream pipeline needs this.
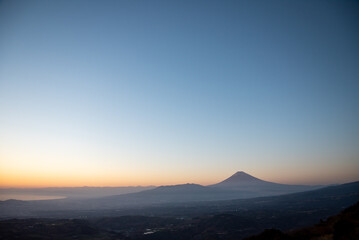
[0,169,219,188]
[1,168,358,188]
[1,152,358,188]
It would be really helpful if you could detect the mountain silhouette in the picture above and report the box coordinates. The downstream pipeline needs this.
[211,171,320,195]
[215,171,269,185]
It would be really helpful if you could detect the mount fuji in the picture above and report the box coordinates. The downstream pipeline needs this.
[210,171,320,195]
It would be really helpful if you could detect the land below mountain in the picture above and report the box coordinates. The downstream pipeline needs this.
[0,180,358,239]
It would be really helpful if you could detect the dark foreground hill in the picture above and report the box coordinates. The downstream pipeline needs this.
[245,201,359,240]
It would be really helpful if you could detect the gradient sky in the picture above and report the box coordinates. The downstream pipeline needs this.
[1,0,359,187]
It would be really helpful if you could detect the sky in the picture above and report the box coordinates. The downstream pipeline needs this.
[0,0,359,187]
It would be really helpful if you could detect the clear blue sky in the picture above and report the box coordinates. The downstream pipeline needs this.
[0,0,358,187]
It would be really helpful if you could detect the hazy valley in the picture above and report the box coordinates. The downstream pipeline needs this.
[1,172,358,239]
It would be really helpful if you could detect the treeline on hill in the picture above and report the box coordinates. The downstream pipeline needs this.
[246,201,359,240]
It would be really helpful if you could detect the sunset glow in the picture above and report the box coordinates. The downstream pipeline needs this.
[0,0,358,188]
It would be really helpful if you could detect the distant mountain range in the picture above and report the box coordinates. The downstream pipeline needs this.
[0,171,320,203]
[0,171,327,218]
[93,171,321,207]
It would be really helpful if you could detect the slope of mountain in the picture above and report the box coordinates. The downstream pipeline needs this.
[211,171,320,195]
[245,200,359,240]
[98,183,253,206]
